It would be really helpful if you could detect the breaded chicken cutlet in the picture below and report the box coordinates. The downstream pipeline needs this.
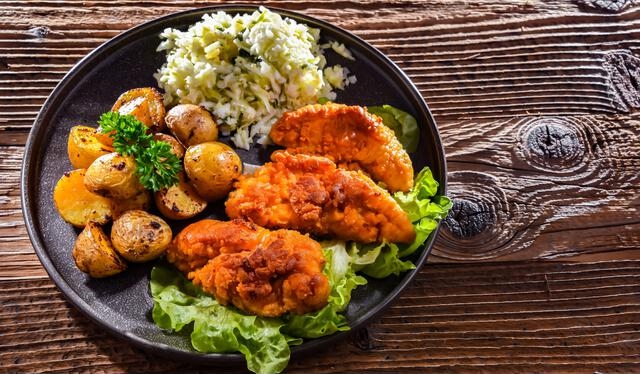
[269,103,414,192]
[166,219,330,317]
[225,151,416,244]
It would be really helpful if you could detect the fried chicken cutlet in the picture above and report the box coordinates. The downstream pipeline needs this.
[225,151,416,244]
[269,103,414,192]
[166,219,330,317]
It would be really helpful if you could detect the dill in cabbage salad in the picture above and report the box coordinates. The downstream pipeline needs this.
[154,7,356,149]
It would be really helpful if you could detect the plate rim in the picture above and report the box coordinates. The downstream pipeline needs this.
[20,4,448,365]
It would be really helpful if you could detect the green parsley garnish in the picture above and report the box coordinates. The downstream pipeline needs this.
[98,111,181,192]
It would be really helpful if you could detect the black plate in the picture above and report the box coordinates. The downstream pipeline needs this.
[21,5,447,366]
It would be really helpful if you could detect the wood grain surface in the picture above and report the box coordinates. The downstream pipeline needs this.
[1,1,639,373]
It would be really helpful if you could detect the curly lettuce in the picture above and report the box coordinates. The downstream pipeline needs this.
[150,240,366,374]
[149,103,451,373]
[282,244,367,338]
[150,265,296,374]
[347,167,452,278]
[368,104,419,152]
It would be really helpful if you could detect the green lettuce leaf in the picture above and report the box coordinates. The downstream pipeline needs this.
[150,265,294,374]
[282,244,367,338]
[148,164,451,373]
[150,239,369,373]
[359,242,416,278]
[351,166,452,278]
[392,167,452,258]
[368,104,419,152]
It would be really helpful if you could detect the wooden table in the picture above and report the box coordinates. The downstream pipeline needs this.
[2,1,639,373]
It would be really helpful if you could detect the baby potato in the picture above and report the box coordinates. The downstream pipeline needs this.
[84,152,144,200]
[154,172,207,220]
[67,126,114,169]
[112,87,166,133]
[184,142,242,202]
[73,222,127,278]
[53,169,115,228]
[153,133,185,159]
[112,190,152,218]
[165,104,218,147]
[111,210,172,262]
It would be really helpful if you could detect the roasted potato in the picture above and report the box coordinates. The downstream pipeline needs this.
[184,142,242,202]
[53,169,115,228]
[112,190,153,218]
[93,128,114,148]
[153,133,185,159]
[154,172,207,220]
[67,126,114,169]
[110,210,172,262]
[112,87,166,133]
[72,222,127,278]
[84,152,144,200]
[165,104,218,147]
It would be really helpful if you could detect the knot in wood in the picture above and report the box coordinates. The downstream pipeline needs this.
[445,198,494,239]
[435,171,515,261]
[519,118,585,171]
[574,0,631,13]
[27,26,51,39]
[603,50,640,113]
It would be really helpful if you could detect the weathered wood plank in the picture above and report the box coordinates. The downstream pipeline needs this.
[1,2,639,133]
[431,114,640,262]
[2,2,640,373]
[1,260,639,373]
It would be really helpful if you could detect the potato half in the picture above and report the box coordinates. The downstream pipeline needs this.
[73,222,127,278]
[53,169,115,228]
[112,87,166,133]
[67,125,114,169]
[154,172,207,220]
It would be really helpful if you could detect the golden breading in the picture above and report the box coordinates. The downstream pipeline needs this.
[166,219,260,275]
[225,151,416,244]
[269,103,414,192]
[191,229,329,317]
[166,219,330,317]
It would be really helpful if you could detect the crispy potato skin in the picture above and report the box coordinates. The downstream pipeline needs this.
[183,142,242,202]
[53,169,115,228]
[73,222,127,278]
[112,190,152,218]
[112,87,166,133]
[111,210,172,262]
[67,126,114,169]
[84,152,144,200]
[154,172,208,220]
[165,104,218,147]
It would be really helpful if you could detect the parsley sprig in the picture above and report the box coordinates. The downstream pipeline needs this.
[98,111,181,192]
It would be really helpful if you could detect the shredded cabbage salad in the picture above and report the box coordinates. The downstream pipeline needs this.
[154,7,356,149]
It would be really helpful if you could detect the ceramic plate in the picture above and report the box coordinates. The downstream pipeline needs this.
[21,5,446,365]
